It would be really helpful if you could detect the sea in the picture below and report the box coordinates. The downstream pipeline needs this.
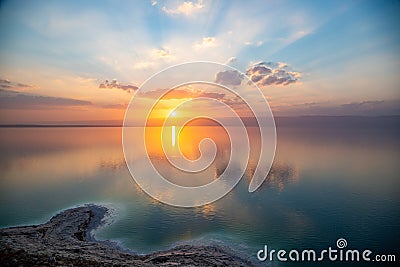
[1,117,399,266]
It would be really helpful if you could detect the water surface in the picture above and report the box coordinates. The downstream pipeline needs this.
[0,125,399,265]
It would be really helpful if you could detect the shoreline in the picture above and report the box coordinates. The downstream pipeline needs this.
[0,204,256,266]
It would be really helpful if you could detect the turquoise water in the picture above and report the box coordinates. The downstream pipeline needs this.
[0,125,399,265]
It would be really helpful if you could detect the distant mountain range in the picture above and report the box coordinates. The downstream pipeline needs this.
[1,116,399,129]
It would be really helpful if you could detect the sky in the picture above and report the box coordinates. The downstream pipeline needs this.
[0,0,399,124]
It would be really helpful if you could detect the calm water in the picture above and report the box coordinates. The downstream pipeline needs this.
[0,125,399,265]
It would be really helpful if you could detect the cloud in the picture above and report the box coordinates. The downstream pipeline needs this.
[244,40,264,47]
[215,70,244,86]
[274,100,400,116]
[138,86,255,114]
[0,84,12,89]
[341,100,384,109]
[140,88,225,100]
[100,103,128,109]
[99,79,138,93]
[162,0,204,16]
[16,83,32,88]
[339,100,396,115]
[226,57,237,64]
[151,48,175,61]
[0,78,35,90]
[246,61,301,87]
[0,79,11,84]
[153,48,171,58]
[0,89,92,109]
[132,48,173,70]
[219,95,248,109]
[194,37,216,50]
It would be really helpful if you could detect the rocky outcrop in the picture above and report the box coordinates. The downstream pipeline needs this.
[0,205,255,266]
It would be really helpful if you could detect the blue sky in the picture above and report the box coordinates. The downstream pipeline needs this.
[0,0,399,123]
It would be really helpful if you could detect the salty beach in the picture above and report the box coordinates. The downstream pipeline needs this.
[0,204,254,266]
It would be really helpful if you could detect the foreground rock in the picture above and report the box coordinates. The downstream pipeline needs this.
[0,205,254,266]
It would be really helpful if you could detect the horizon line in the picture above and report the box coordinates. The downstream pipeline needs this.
[0,115,399,128]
